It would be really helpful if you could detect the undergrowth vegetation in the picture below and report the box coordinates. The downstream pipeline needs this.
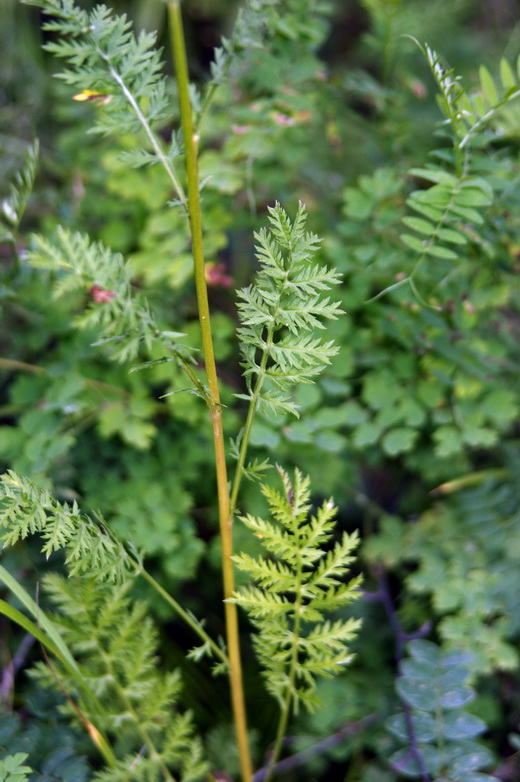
[1,0,520,780]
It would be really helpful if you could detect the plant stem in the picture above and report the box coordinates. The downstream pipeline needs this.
[99,646,175,782]
[135,565,228,666]
[230,270,288,514]
[168,4,253,781]
[229,348,269,516]
[99,55,187,209]
[263,547,303,782]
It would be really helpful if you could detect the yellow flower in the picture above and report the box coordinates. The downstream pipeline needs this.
[72,89,112,105]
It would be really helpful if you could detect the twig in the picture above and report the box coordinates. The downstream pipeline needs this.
[252,715,377,781]
[374,566,431,782]
[0,633,35,707]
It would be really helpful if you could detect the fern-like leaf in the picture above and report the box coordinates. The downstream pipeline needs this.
[27,1,171,140]
[236,203,343,418]
[31,575,207,781]
[0,140,39,241]
[232,467,361,713]
[28,228,195,369]
[0,471,133,583]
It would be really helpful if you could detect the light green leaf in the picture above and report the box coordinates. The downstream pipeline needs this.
[401,233,426,253]
[401,216,434,235]
[424,244,458,260]
[382,427,418,456]
[437,228,467,245]
[409,168,457,186]
[500,58,516,90]
[479,65,498,106]
[433,426,462,457]
[454,188,491,207]
[352,422,381,448]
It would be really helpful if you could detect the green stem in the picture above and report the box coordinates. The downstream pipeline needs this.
[99,646,175,782]
[99,55,187,209]
[230,269,288,515]
[135,565,228,666]
[168,5,253,782]
[263,550,303,782]
[6,236,21,276]
[229,348,269,516]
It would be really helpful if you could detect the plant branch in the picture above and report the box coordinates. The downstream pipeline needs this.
[262,538,303,782]
[168,4,253,781]
[253,715,377,782]
[0,633,35,708]
[135,564,228,667]
[374,565,431,782]
[229,346,269,515]
[96,53,187,209]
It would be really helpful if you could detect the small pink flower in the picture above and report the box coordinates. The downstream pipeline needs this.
[90,284,116,303]
[231,124,251,135]
[205,263,234,288]
[272,112,295,127]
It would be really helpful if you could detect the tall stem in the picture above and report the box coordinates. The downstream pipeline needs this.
[168,5,253,781]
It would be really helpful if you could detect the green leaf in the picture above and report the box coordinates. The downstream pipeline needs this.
[433,426,463,457]
[401,233,426,253]
[454,188,491,207]
[425,244,458,260]
[352,422,381,448]
[249,420,281,449]
[387,711,437,743]
[479,389,518,425]
[314,429,347,453]
[442,712,487,740]
[500,58,516,90]
[401,216,435,235]
[0,753,32,782]
[362,372,400,410]
[437,228,467,245]
[382,427,418,456]
[408,640,441,666]
[461,426,496,448]
[448,745,494,775]
[409,168,458,186]
[438,686,475,709]
[389,744,439,776]
[479,65,498,105]
[396,677,434,711]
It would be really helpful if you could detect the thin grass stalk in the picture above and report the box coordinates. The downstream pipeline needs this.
[167,4,253,781]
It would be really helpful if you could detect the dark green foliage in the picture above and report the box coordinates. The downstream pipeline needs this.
[0,702,91,782]
[387,640,496,781]
[1,0,520,780]
[366,475,520,674]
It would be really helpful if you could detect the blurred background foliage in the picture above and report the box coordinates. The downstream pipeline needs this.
[1,0,520,779]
